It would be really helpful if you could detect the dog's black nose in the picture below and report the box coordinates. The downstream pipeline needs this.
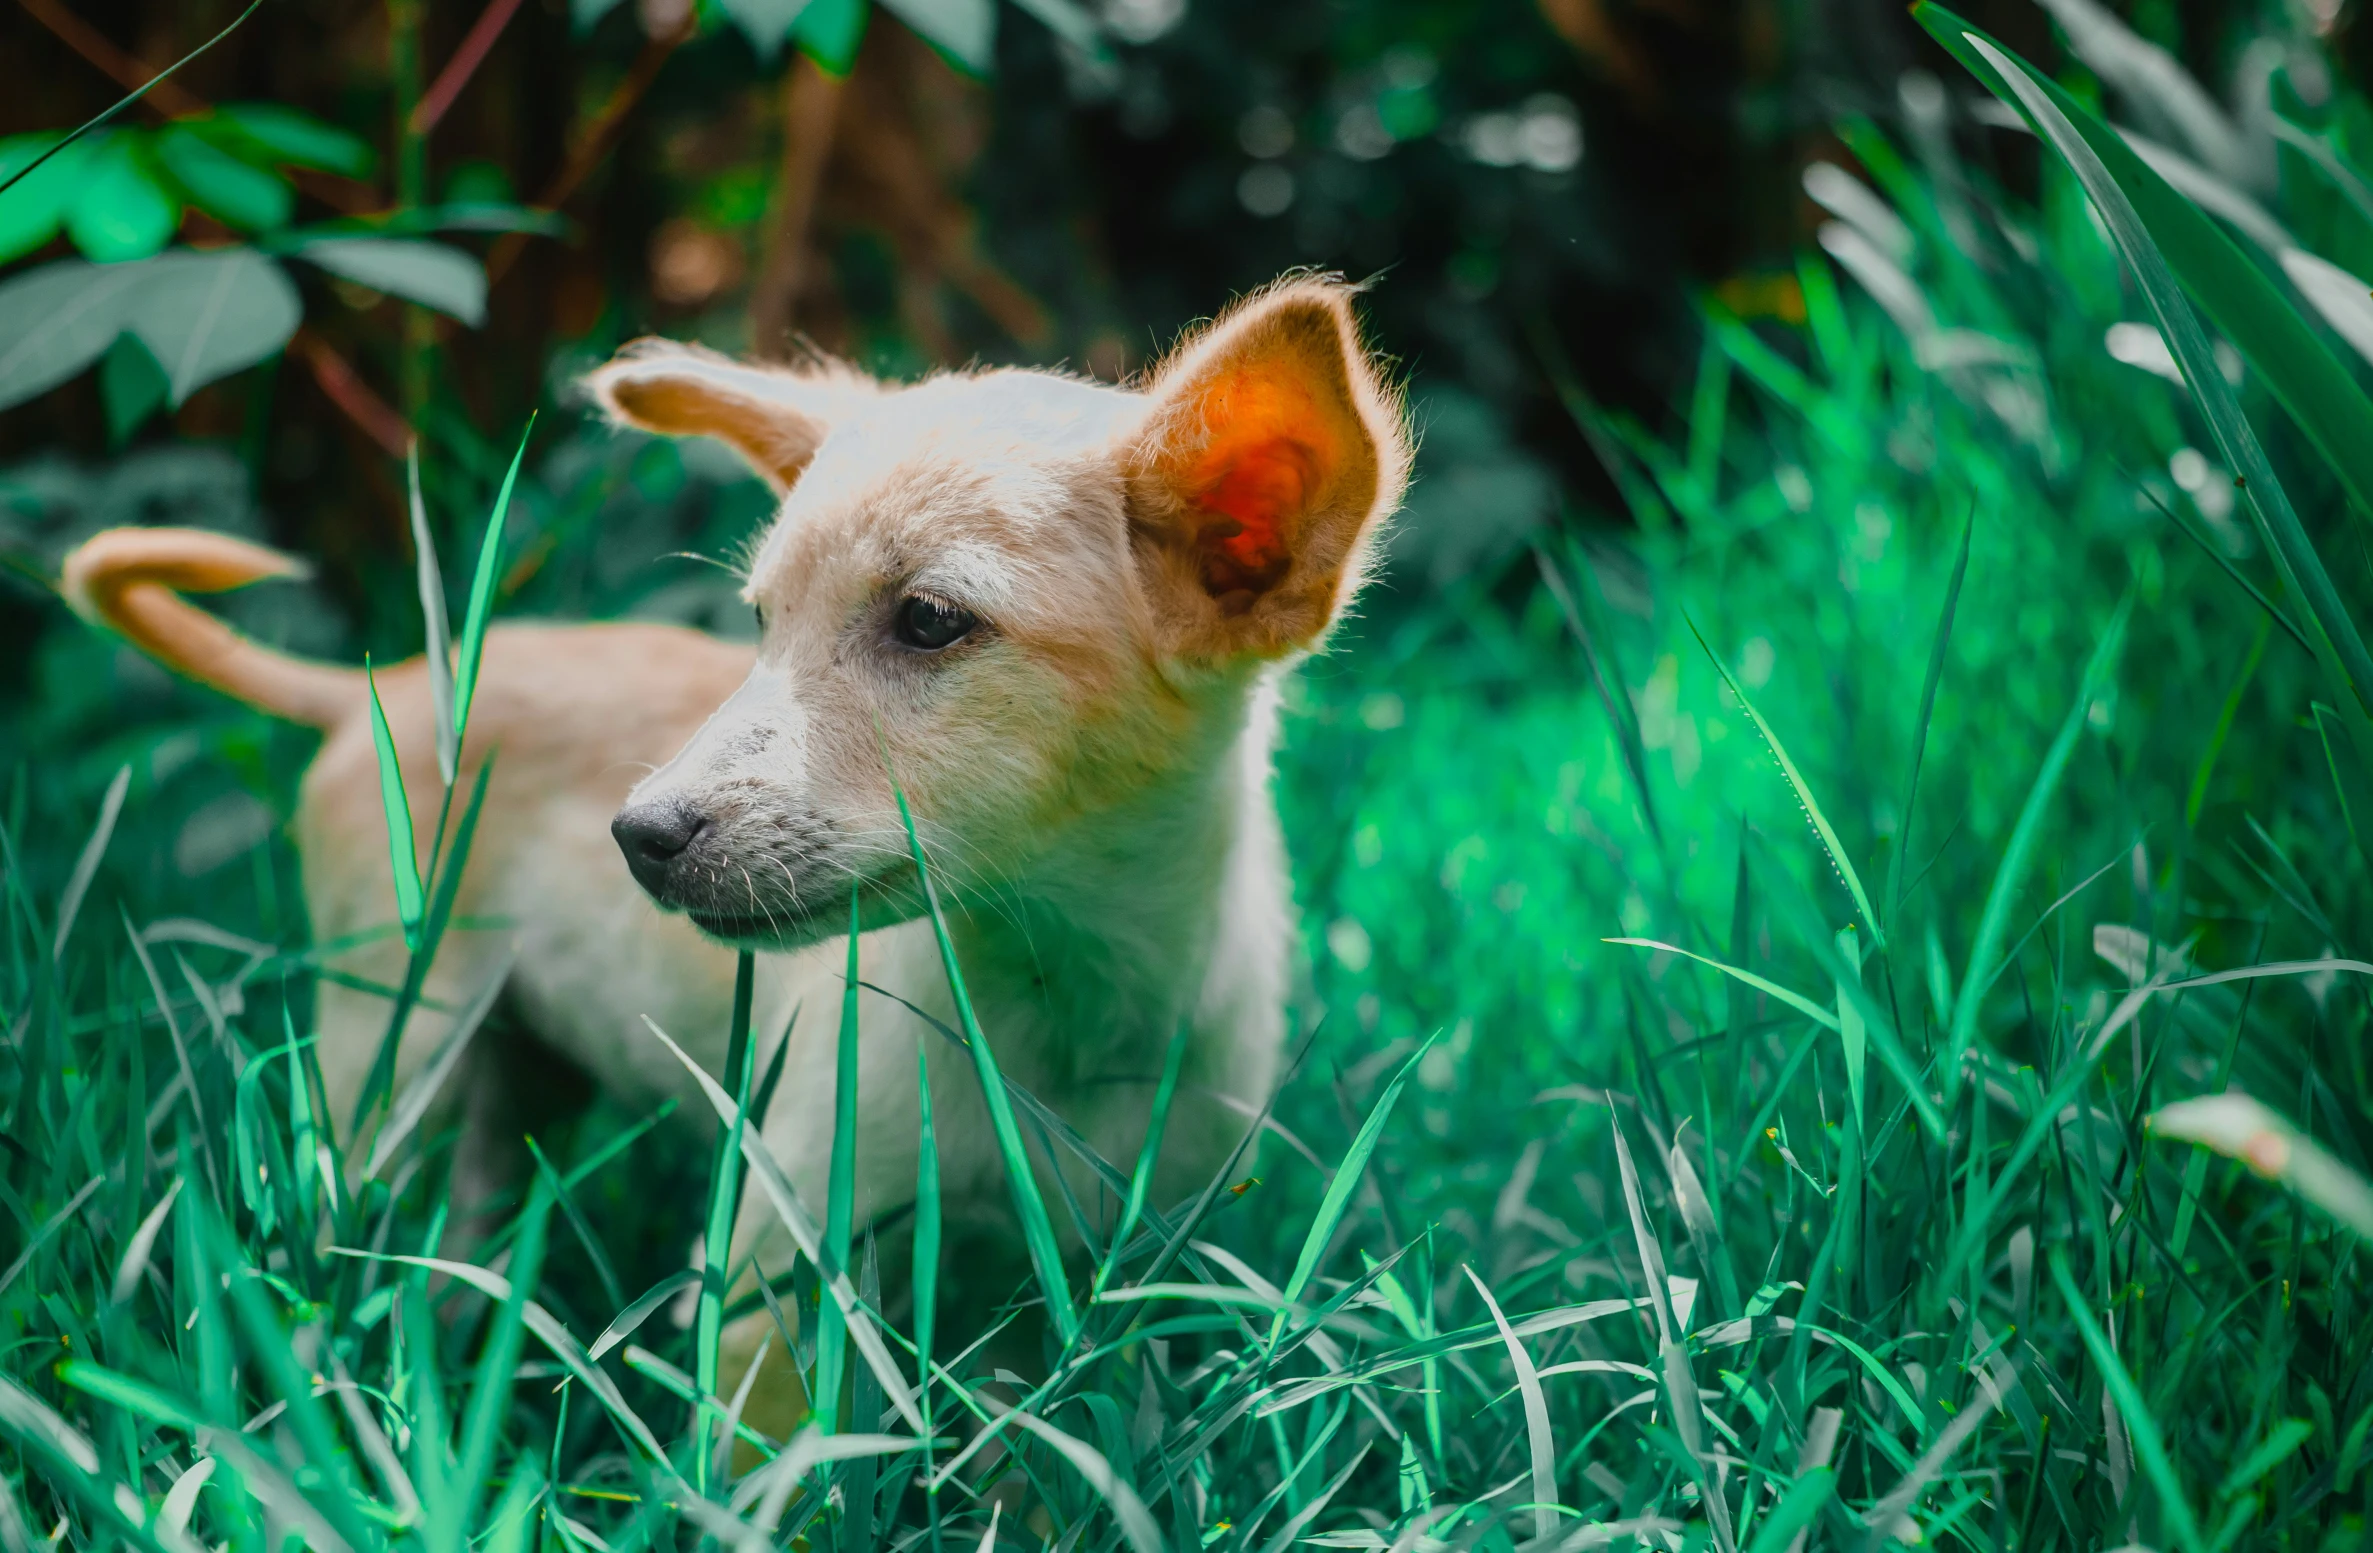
[612,799,708,896]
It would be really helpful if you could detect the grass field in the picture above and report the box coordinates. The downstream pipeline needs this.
[7,10,2373,1552]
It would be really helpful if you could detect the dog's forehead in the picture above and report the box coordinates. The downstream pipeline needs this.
[745,370,1142,590]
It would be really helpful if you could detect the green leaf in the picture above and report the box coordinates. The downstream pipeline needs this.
[154,124,292,231]
[210,104,376,179]
[455,422,532,744]
[693,953,757,1493]
[67,134,180,263]
[365,657,426,949]
[293,237,486,325]
[0,134,88,263]
[122,249,302,405]
[0,259,150,412]
[795,0,869,73]
[720,0,817,58]
[815,887,864,1432]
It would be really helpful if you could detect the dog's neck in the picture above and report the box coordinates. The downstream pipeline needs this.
[937,667,1284,1080]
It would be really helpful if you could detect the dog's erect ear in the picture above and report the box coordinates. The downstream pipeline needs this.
[584,341,877,493]
[1124,279,1409,658]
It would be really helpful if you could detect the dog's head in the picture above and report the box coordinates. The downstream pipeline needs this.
[585,278,1408,947]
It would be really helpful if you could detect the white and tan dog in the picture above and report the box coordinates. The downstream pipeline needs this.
[62,276,1408,1431]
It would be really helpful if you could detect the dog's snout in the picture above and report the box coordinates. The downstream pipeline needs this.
[613,798,708,896]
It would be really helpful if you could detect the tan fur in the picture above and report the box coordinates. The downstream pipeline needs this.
[60,275,1409,1448]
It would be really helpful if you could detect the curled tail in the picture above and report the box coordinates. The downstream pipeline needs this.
[61,528,362,729]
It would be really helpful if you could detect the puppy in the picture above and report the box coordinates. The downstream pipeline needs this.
[62,276,1409,1438]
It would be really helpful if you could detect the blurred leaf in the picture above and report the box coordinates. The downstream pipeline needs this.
[210,103,376,179]
[122,249,302,405]
[882,0,994,73]
[155,125,293,232]
[2150,1092,2373,1237]
[292,237,486,325]
[67,134,180,264]
[0,134,89,264]
[0,259,155,411]
[2279,247,2373,369]
[98,332,168,445]
[796,0,869,74]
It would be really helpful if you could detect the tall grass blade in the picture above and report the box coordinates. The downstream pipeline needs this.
[1885,512,1970,931]
[1690,614,1880,947]
[914,1039,943,1550]
[362,949,513,1179]
[695,950,758,1491]
[1462,1266,1557,1541]
[407,442,458,787]
[1270,1032,1436,1349]
[452,418,532,746]
[1945,596,2129,1094]
[364,657,425,950]
[1093,1020,1191,1304]
[814,887,863,1433]
[887,769,1078,1346]
[51,764,128,962]
[998,1403,1164,1553]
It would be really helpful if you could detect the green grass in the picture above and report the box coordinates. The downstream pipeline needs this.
[9,17,2373,1553]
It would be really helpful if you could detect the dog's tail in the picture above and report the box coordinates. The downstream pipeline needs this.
[61,527,362,729]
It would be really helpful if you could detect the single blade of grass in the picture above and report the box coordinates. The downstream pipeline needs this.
[1462,1267,1557,1542]
[51,765,128,963]
[886,766,1078,1348]
[406,442,458,788]
[1538,542,1664,852]
[1886,511,1971,932]
[588,1269,701,1362]
[1690,613,1880,948]
[1607,939,1839,1033]
[1269,1031,1437,1350]
[0,0,261,199]
[814,886,863,1433]
[1744,1467,1833,1553]
[1946,595,2130,1095]
[913,1037,943,1550]
[694,950,757,1492]
[2187,615,2270,828]
[2048,1248,2205,1553]
[452,418,532,745]
[1092,1020,1192,1305]
[364,657,425,950]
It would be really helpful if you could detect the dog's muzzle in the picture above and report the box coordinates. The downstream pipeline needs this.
[612,797,709,902]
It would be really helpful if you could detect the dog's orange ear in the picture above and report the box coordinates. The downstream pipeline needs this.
[1125,279,1409,658]
[585,341,876,493]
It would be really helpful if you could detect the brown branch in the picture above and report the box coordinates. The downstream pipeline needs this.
[411,0,528,137]
[293,328,411,460]
[13,0,378,213]
[484,13,695,286]
[748,53,849,360]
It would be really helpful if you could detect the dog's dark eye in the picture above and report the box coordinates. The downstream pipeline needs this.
[894,593,978,651]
